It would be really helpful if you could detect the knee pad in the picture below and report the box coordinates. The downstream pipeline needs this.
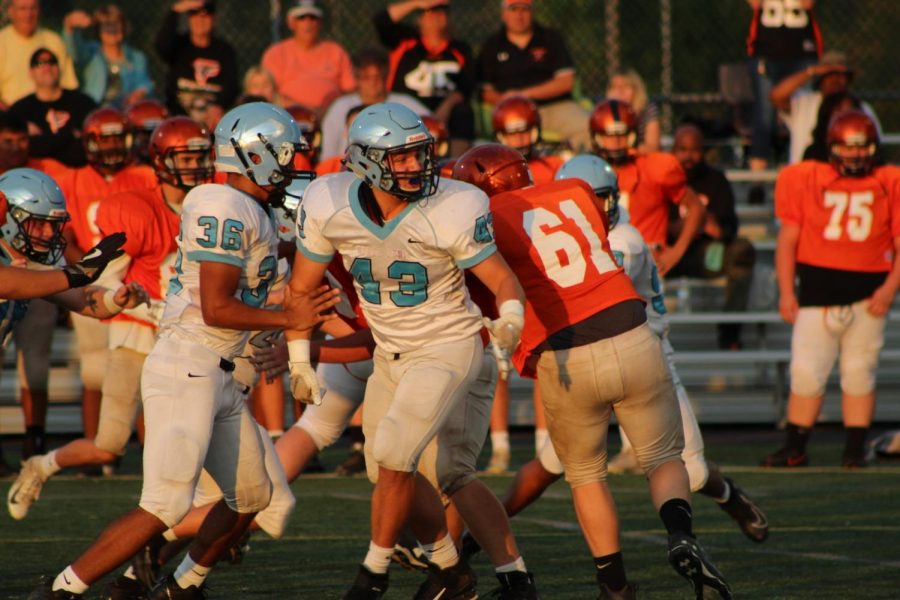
[790,360,828,398]
[253,481,296,539]
[295,396,357,450]
[562,452,609,488]
[227,475,273,515]
[140,484,196,528]
[191,469,224,508]
[839,354,878,396]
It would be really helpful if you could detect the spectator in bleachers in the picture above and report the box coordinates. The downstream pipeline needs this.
[262,0,355,114]
[0,0,78,108]
[240,65,280,106]
[7,48,97,167]
[320,49,428,159]
[802,91,862,162]
[62,5,154,110]
[374,0,475,157]
[606,68,661,153]
[745,0,821,171]
[771,50,881,165]
[155,0,239,123]
[477,0,590,151]
[669,124,756,349]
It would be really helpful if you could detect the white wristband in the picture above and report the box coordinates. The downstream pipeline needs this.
[288,339,311,364]
[102,289,122,315]
[499,299,525,318]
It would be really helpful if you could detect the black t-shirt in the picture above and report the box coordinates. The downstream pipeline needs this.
[476,24,575,105]
[154,10,239,115]
[746,1,821,60]
[670,162,739,243]
[7,90,97,167]
[373,9,474,111]
[796,263,887,307]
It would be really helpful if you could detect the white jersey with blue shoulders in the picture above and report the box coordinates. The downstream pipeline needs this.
[296,172,496,354]
[160,183,279,359]
[607,207,668,338]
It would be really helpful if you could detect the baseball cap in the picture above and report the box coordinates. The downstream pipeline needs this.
[288,0,323,19]
[502,0,533,8]
[29,48,59,68]
[187,1,216,15]
[815,50,854,88]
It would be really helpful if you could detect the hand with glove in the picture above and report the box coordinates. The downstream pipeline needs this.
[483,300,525,380]
[287,339,323,405]
[63,232,127,288]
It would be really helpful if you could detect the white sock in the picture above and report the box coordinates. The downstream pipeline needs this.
[491,431,510,453]
[123,566,137,581]
[52,566,88,594]
[268,429,284,439]
[163,529,179,542]
[174,555,210,590]
[421,534,458,569]
[535,428,550,455]
[362,541,394,574]
[496,556,527,573]
[41,450,61,477]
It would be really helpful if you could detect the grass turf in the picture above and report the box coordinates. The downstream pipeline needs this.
[2,429,899,599]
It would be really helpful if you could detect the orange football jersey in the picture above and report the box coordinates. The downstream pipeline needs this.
[776,161,900,272]
[56,164,158,252]
[528,155,563,185]
[490,178,640,377]
[315,155,346,177]
[614,152,687,247]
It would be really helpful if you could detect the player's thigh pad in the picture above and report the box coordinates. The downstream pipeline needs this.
[70,312,109,390]
[249,423,295,538]
[420,352,496,496]
[662,337,708,491]
[13,298,56,391]
[94,347,146,455]
[295,360,371,449]
[838,300,886,396]
[790,307,841,397]
[364,337,482,481]
[139,337,230,526]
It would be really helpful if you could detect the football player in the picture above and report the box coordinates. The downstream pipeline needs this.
[286,102,526,599]
[126,99,170,165]
[452,144,732,600]
[589,99,705,276]
[763,110,900,468]
[27,102,340,600]
[492,95,563,184]
[7,117,215,525]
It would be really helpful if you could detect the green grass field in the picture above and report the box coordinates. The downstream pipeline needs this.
[2,429,900,599]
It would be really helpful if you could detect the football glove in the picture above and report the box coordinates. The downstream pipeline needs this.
[63,232,126,288]
[483,300,525,381]
[287,339,323,405]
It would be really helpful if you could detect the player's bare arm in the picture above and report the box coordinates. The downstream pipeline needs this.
[0,265,70,299]
[868,236,900,316]
[776,222,801,324]
[48,281,150,319]
[656,187,705,276]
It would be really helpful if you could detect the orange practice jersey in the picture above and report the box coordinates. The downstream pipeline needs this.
[614,152,687,247]
[776,161,900,272]
[528,155,563,185]
[95,187,180,328]
[315,155,346,177]
[490,178,640,377]
[56,164,157,252]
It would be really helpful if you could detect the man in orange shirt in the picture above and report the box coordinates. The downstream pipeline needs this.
[262,0,355,112]
[589,99,705,276]
[452,144,731,599]
[763,110,900,469]
[54,106,157,466]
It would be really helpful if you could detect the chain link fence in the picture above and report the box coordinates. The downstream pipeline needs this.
[11,1,900,141]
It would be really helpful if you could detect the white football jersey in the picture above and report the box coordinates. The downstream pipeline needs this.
[608,207,668,338]
[159,183,279,359]
[297,172,495,354]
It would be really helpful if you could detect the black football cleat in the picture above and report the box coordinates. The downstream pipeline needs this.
[131,536,164,590]
[667,534,732,599]
[718,477,769,543]
[491,570,539,599]
[760,446,808,468]
[842,450,868,469]
[342,565,389,599]
[27,576,83,599]
[413,561,477,600]
[148,574,206,599]
[101,574,148,600]
[597,582,637,600]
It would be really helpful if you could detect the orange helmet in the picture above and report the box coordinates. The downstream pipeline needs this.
[451,143,532,197]
[492,96,541,158]
[421,115,449,159]
[82,107,134,172]
[827,109,879,176]
[149,117,214,189]
[589,99,638,164]
[127,99,169,163]
[285,104,321,163]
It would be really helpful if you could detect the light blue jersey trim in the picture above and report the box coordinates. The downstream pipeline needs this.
[348,179,417,241]
[296,240,334,264]
[456,244,497,269]
[186,251,243,267]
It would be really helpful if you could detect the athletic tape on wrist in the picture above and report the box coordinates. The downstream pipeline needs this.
[102,289,122,314]
[288,339,311,364]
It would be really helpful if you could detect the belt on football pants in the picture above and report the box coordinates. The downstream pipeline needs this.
[219,358,236,372]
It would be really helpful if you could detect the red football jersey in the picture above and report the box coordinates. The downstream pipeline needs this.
[490,178,640,377]
[56,164,158,252]
[529,155,563,185]
[614,152,687,247]
[776,161,900,272]
[315,155,345,177]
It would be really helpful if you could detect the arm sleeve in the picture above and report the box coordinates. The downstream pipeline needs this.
[373,8,416,49]
[154,9,181,64]
[442,191,498,268]
[774,165,805,226]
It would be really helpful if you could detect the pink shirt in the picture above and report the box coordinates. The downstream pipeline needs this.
[262,39,355,111]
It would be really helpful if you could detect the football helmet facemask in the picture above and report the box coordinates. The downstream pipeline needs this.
[149,117,214,190]
[828,109,879,177]
[589,99,638,165]
[492,96,541,159]
[83,107,135,173]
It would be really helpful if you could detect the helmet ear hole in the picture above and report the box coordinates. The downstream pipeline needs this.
[248,152,263,165]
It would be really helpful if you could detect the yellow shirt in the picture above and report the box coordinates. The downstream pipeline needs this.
[0,26,78,106]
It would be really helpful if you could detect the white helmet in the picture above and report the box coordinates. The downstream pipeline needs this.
[0,168,68,265]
